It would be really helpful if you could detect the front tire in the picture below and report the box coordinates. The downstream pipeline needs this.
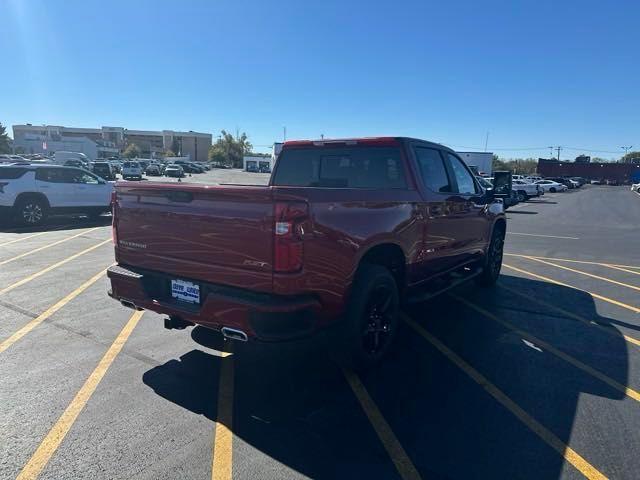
[549,187,556,193]
[15,197,48,226]
[342,264,399,370]
[476,226,505,287]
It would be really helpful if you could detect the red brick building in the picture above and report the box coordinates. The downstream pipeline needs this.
[538,160,640,184]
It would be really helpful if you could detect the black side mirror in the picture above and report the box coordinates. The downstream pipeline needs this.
[492,171,512,197]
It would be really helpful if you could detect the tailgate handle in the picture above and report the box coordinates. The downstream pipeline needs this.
[166,191,194,203]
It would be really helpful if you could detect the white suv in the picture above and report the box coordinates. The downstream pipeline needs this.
[0,165,114,225]
[121,161,144,180]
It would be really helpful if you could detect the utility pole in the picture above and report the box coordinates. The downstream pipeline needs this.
[283,126,287,142]
[548,146,554,158]
[555,146,562,161]
[621,146,632,161]
[484,131,489,152]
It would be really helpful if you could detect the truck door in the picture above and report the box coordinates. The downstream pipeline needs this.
[441,152,489,264]
[411,146,462,278]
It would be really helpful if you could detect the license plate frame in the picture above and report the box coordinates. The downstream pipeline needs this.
[170,279,200,304]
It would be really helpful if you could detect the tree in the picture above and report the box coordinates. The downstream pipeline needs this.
[171,138,180,156]
[164,149,176,157]
[0,123,11,154]
[621,151,640,163]
[123,143,141,158]
[208,130,253,167]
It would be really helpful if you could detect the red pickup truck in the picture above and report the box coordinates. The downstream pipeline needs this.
[108,137,507,368]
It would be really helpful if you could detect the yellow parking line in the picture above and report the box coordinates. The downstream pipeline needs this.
[0,227,100,267]
[601,264,640,277]
[451,294,640,403]
[504,253,640,271]
[521,256,640,293]
[403,315,607,480]
[0,231,50,247]
[16,310,143,480]
[0,239,111,295]
[503,263,640,314]
[0,267,109,354]
[211,343,235,480]
[499,285,640,348]
[507,232,579,240]
[342,367,421,480]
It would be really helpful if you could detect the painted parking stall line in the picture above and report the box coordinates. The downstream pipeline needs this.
[403,314,607,480]
[504,253,640,271]
[498,284,640,349]
[0,239,111,295]
[521,256,640,293]
[450,294,640,403]
[0,266,110,354]
[0,227,100,266]
[211,343,235,480]
[503,264,640,314]
[342,367,422,480]
[16,310,144,480]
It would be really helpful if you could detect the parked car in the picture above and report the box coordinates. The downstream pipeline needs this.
[108,136,508,368]
[0,164,114,225]
[109,160,122,174]
[534,179,568,192]
[122,161,144,180]
[164,164,184,178]
[631,183,640,193]
[92,161,116,180]
[63,159,88,169]
[547,177,578,189]
[568,176,587,187]
[512,179,543,200]
[145,164,162,176]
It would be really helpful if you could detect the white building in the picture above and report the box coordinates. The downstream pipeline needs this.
[12,124,211,161]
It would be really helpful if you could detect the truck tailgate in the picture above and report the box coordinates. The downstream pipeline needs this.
[114,182,274,293]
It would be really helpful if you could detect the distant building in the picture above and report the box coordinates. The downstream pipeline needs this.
[538,159,640,184]
[12,124,212,161]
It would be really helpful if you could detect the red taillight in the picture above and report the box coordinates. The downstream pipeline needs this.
[274,202,308,273]
[111,191,118,245]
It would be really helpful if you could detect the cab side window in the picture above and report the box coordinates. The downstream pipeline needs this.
[414,147,452,193]
[446,153,478,195]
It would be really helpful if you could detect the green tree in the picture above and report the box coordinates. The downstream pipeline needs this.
[123,143,141,158]
[0,123,11,154]
[208,130,253,167]
[621,151,640,163]
[164,149,176,157]
[171,138,180,156]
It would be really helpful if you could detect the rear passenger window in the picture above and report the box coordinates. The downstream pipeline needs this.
[273,147,407,189]
[0,167,27,179]
[414,147,452,193]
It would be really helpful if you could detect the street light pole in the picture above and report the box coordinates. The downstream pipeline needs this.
[621,146,632,162]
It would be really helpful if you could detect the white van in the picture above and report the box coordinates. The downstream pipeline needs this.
[53,151,91,166]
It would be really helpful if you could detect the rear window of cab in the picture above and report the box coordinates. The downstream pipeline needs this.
[272,146,407,189]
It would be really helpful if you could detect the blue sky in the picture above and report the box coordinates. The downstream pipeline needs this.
[1,0,638,159]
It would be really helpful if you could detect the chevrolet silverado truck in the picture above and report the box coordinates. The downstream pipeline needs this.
[107,137,507,368]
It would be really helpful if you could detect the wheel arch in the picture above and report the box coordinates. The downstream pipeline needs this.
[355,242,407,298]
[14,192,50,209]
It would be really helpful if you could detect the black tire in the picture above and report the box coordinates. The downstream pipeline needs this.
[516,190,527,202]
[549,187,556,193]
[15,197,48,226]
[476,226,505,287]
[341,264,400,370]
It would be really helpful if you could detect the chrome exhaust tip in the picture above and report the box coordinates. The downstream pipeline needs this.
[221,327,248,342]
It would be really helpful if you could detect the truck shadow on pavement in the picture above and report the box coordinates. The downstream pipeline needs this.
[142,275,629,479]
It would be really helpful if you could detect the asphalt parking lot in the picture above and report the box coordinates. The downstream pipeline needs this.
[1,183,639,480]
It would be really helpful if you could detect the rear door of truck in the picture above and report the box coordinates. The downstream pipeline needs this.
[113,182,275,294]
